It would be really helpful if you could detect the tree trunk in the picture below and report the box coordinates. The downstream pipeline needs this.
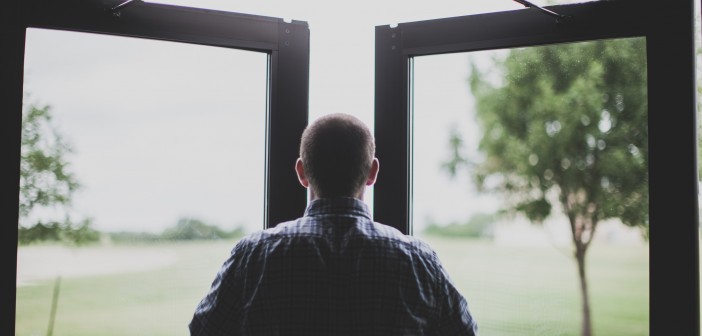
[576,247,592,336]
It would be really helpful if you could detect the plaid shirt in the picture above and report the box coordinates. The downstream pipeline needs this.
[189,197,478,335]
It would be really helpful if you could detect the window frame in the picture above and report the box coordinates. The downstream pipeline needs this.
[374,0,698,334]
[2,0,309,333]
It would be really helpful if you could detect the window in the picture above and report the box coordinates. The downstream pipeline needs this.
[3,1,309,333]
[17,28,268,334]
[413,40,649,335]
[374,1,698,334]
[4,0,698,334]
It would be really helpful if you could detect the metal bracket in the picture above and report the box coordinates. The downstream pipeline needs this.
[513,0,571,24]
[107,0,141,18]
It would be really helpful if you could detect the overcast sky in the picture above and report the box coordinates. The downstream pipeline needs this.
[22,0,589,234]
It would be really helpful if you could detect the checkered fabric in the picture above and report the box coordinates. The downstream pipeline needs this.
[189,197,478,336]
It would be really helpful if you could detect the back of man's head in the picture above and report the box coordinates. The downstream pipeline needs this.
[299,113,375,198]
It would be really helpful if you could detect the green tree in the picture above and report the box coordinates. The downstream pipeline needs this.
[19,101,96,244]
[448,38,648,336]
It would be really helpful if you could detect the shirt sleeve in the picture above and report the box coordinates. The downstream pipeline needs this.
[433,252,479,336]
[189,240,248,336]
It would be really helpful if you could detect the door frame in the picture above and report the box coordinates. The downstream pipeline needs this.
[2,1,310,332]
[374,1,698,333]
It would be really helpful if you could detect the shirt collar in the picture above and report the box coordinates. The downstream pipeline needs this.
[304,197,372,220]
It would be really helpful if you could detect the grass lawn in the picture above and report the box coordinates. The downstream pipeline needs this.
[16,238,649,336]
[16,241,233,336]
[422,237,649,336]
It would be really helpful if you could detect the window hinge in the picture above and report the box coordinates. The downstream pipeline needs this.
[107,0,142,18]
[512,0,571,24]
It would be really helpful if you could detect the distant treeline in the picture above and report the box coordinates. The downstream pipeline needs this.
[18,218,99,245]
[422,213,498,239]
[21,212,500,245]
[18,217,246,245]
[108,217,245,243]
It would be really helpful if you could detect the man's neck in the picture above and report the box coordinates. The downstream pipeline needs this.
[308,189,366,202]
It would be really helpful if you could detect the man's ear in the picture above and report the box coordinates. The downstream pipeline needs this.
[366,158,379,186]
[295,158,310,188]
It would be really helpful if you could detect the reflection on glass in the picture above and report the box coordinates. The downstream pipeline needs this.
[413,38,649,335]
[17,28,267,335]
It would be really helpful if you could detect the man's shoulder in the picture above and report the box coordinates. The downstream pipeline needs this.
[236,218,438,257]
[234,217,321,245]
[356,220,441,260]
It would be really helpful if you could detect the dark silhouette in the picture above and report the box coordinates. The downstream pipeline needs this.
[190,113,478,335]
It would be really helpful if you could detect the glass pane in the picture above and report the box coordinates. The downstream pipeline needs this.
[413,38,649,335]
[17,28,267,335]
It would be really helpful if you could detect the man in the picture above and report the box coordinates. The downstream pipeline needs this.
[189,113,478,335]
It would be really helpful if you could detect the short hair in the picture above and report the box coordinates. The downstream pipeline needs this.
[299,113,375,198]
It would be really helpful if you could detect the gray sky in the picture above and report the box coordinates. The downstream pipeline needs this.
[23,0,586,234]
